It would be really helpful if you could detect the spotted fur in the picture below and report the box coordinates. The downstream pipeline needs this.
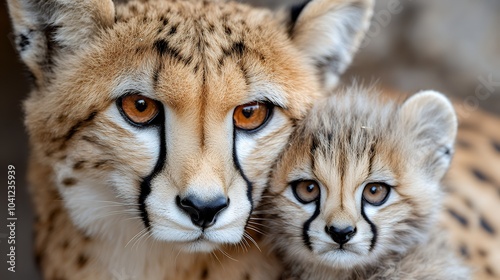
[441,104,500,280]
[264,87,470,279]
[7,0,373,278]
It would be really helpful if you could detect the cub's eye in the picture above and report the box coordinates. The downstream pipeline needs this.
[292,180,320,204]
[362,183,391,206]
[119,94,160,125]
[233,102,271,131]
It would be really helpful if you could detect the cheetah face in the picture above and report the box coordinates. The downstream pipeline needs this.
[11,0,373,252]
[267,90,457,267]
[38,2,313,252]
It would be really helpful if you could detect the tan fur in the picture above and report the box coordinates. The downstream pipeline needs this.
[8,0,373,278]
[380,88,500,280]
[441,105,500,280]
[264,87,470,279]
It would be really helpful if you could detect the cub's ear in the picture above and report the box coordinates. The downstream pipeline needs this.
[7,0,115,87]
[399,90,458,179]
[285,0,374,90]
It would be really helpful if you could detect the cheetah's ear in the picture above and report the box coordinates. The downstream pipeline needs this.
[400,91,458,179]
[285,0,374,90]
[7,0,115,88]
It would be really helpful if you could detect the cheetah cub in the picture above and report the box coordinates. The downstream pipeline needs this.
[265,88,471,279]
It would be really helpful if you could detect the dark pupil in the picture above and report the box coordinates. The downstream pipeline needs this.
[370,186,378,195]
[242,106,255,118]
[135,99,148,112]
[306,184,315,193]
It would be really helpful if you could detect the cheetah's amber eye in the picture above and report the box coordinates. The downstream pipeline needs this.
[362,183,391,206]
[292,180,320,204]
[233,102,271,131]
[119,94,160,125]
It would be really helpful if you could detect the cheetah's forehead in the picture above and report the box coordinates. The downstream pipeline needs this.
[51,0,312,120]
[112,0,283,71]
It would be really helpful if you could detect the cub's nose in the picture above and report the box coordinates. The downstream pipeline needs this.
[325,225,357,245]
[176,195,229,228]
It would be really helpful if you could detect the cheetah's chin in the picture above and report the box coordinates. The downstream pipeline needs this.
[175,238,221,253]
[314,246,370,269]
[151,224,245,253]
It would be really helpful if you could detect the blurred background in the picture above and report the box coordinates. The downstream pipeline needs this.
[1,0,499,279]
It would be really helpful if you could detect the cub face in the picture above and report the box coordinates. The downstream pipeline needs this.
[267,89,457,268]
[9,0,372,252]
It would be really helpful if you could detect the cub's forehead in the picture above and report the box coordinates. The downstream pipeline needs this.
[277,92,402,180]
[302,92,400,142]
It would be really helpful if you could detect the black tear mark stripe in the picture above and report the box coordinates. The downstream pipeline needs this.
[361,201,377,251]
[138,107,167,229]
[303,199,321,250]
[232,129,254,228]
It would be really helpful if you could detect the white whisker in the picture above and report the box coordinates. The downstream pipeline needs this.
[243,232,261,252]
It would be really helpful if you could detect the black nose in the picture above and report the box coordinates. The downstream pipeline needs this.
[325,225,357,245]
[176,195,229,228]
